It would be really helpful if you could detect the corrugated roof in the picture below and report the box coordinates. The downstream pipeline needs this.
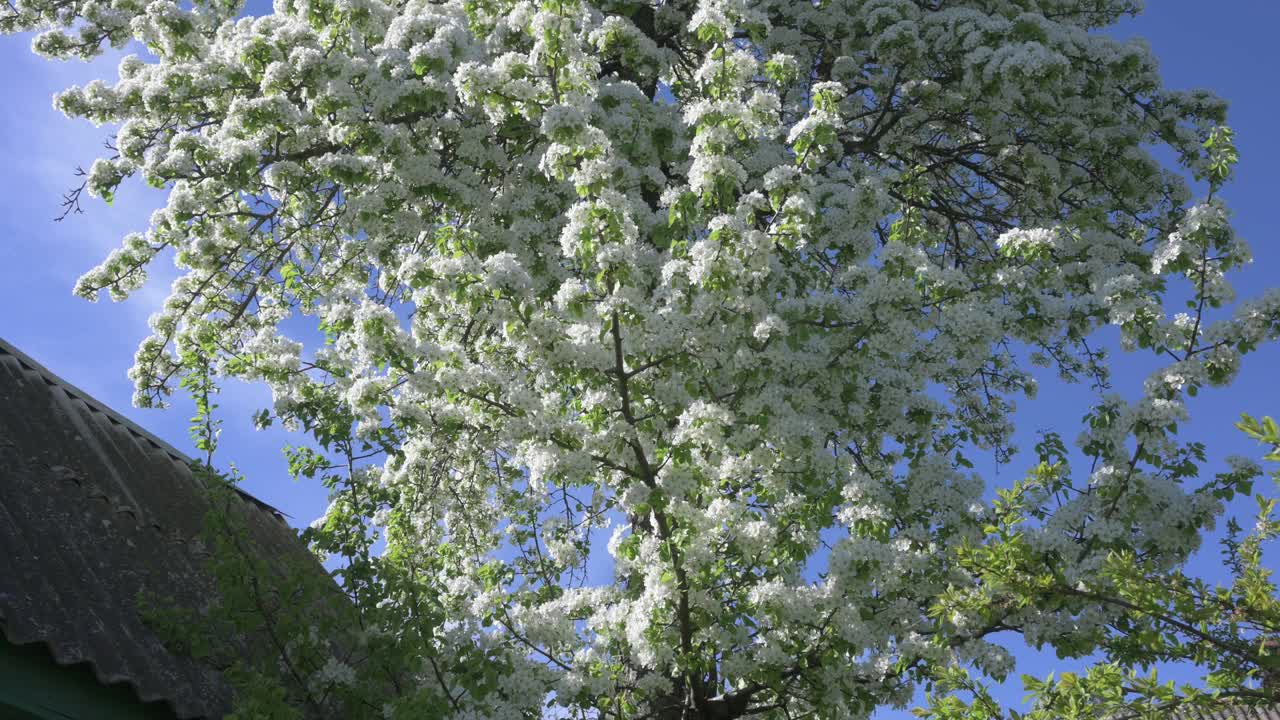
[1177,706,1280,720]
[0,337,314,719]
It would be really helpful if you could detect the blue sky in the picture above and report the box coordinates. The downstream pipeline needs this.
[2,1,1279,714]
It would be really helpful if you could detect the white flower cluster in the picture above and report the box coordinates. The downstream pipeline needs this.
[10,0,1278,715]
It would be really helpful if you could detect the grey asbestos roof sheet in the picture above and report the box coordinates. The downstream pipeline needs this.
[0,337,311,719]
[1178,707,1280,720]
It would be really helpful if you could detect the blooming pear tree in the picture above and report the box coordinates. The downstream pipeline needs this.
[5,0,1280,716]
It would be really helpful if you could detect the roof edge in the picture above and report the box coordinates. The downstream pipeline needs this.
[0,336,290,521]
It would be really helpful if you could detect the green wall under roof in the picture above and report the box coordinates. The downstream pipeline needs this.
[0,639,181,720]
